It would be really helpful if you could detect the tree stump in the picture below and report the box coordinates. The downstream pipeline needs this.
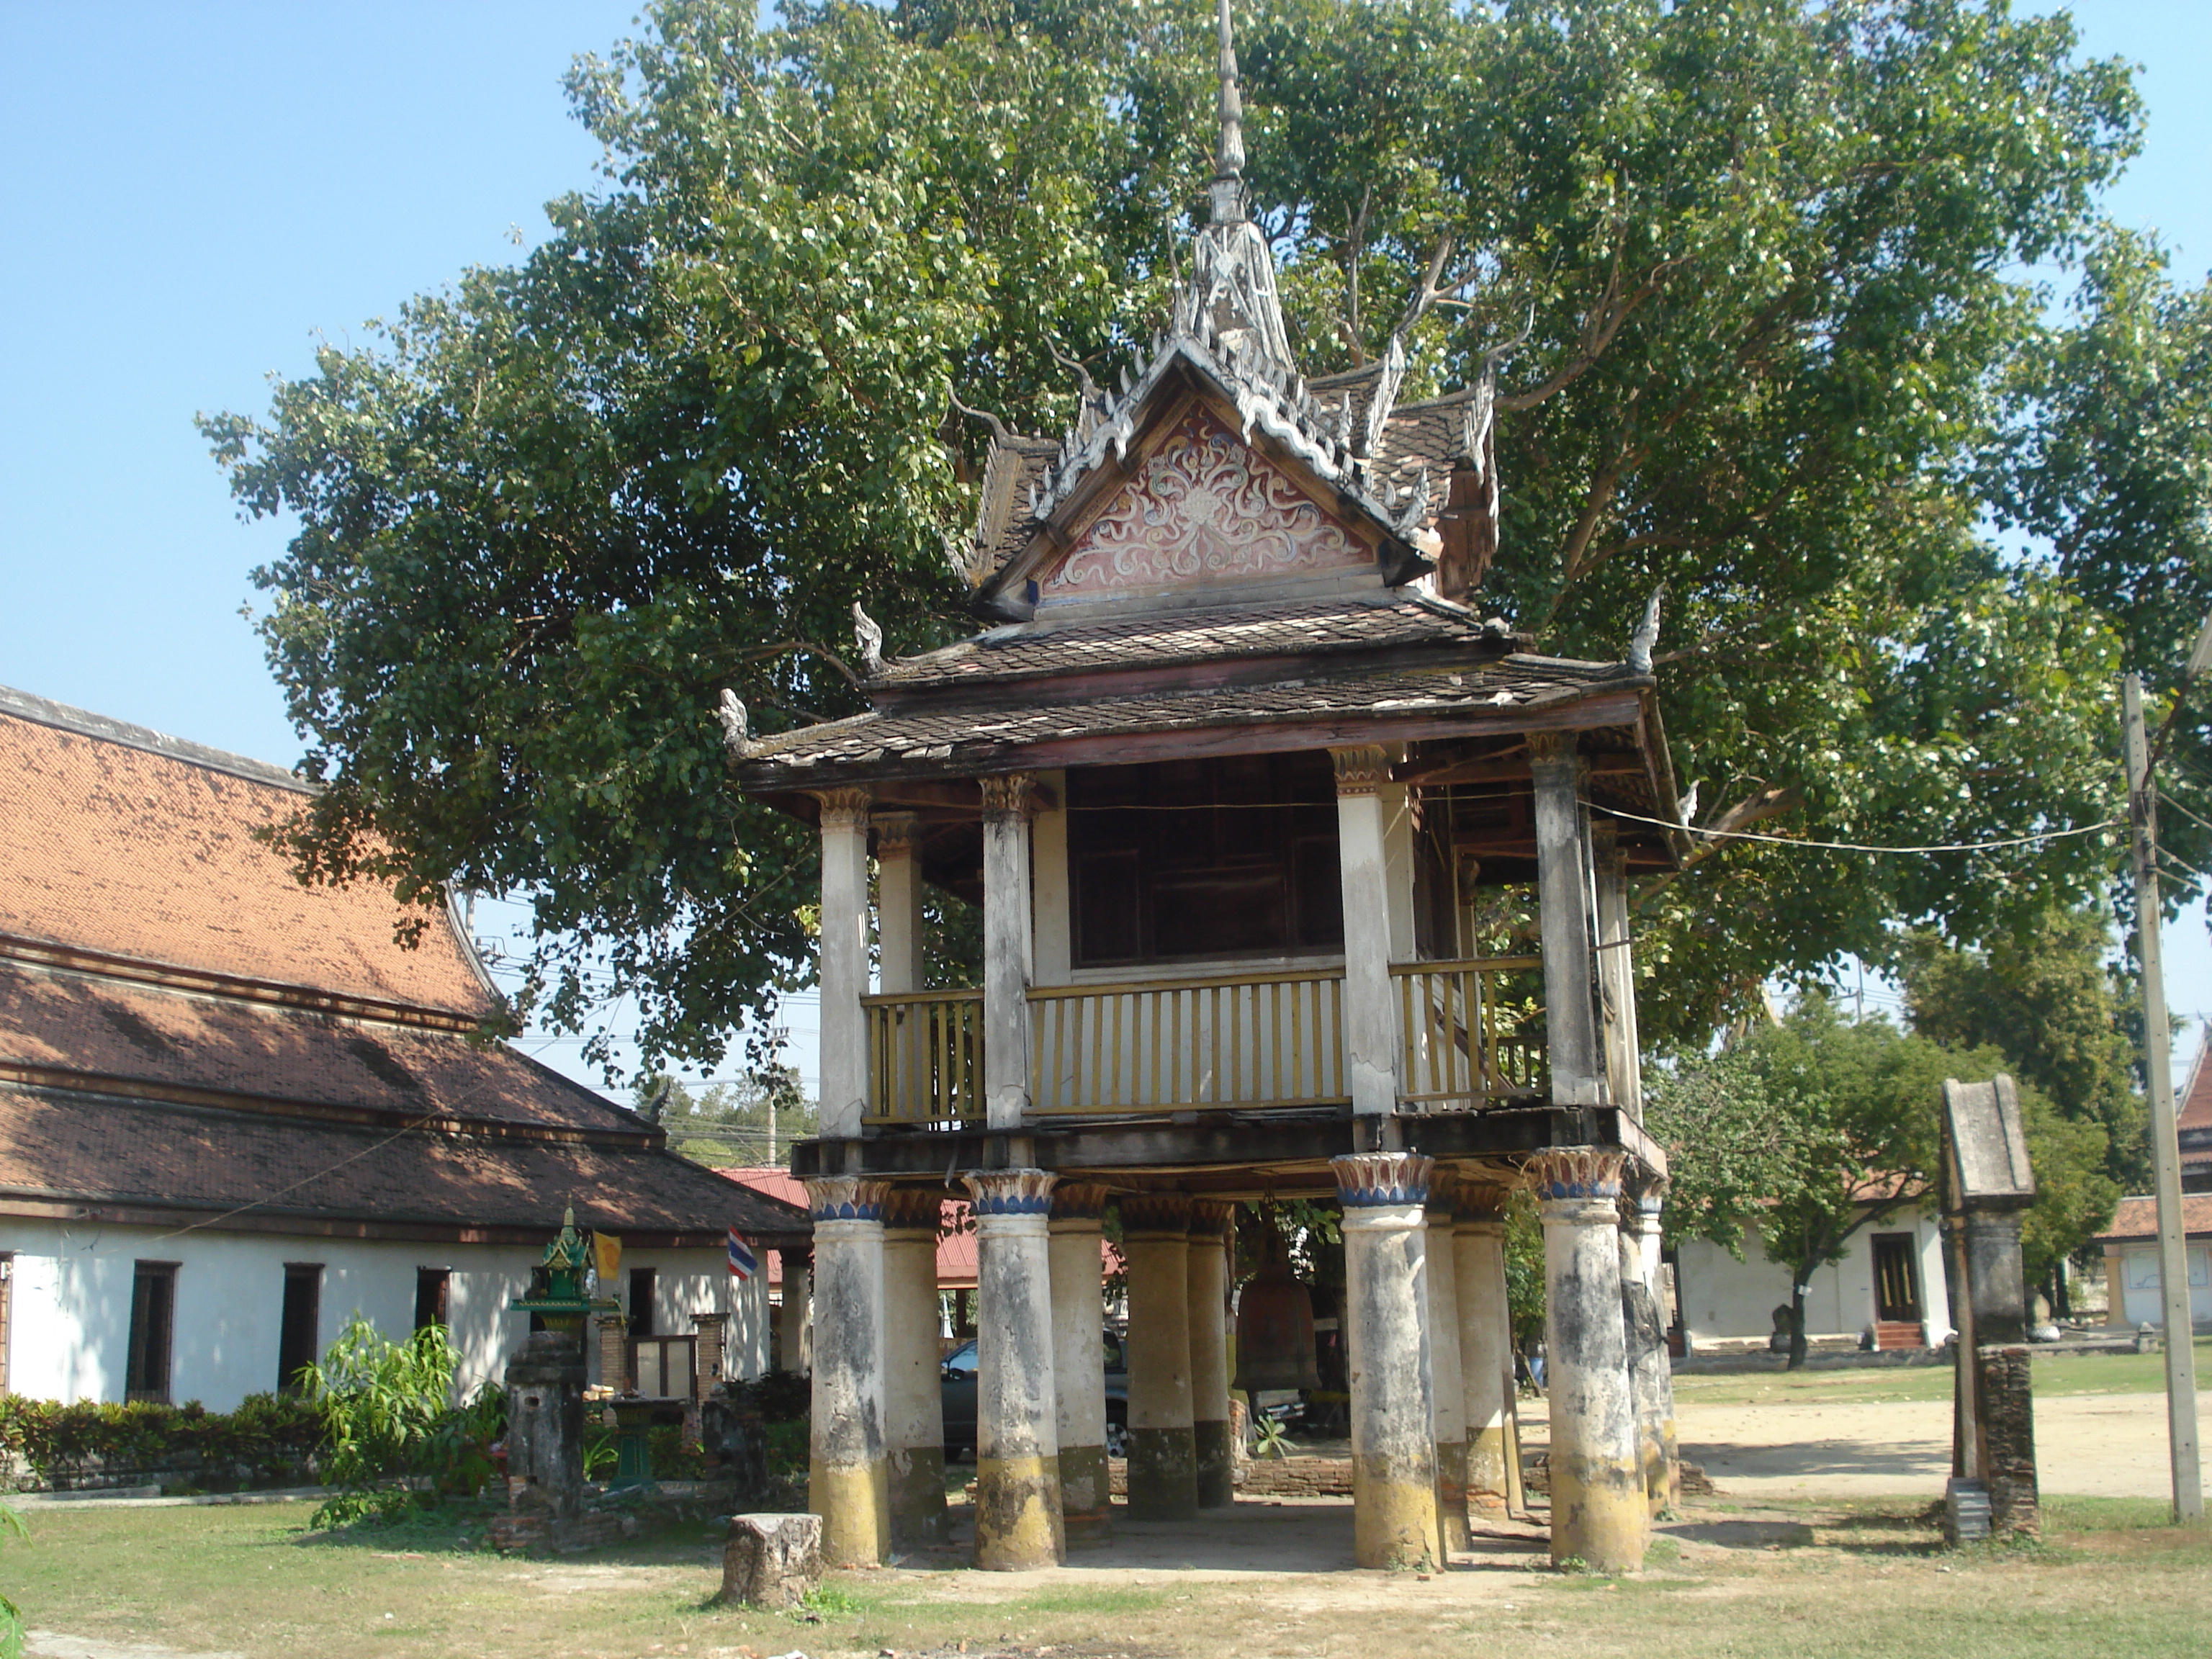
[720,1512,822,1608]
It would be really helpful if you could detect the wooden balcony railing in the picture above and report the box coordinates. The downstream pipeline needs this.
[860,958,1547,1127]
[1391,956,1547,1108]
[863,988,984,1127]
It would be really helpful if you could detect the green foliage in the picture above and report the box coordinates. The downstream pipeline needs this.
[642,1065,816,1166]
[0,1501,24,1659]
[0,1393,325,1488]
[1503,1187,1546,1352]
[1251,1413,1291,1460]
[302,1317,503,1527]
[203,0,2175,1065]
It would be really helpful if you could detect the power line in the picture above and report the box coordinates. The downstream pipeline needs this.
[1596,801,2124,857]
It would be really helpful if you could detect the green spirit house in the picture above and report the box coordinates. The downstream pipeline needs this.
[732,5,1684,1575]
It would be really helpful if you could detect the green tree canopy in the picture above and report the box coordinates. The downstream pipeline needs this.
[204,0,2182,1071]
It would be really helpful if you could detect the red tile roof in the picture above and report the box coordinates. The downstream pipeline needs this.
[2180,1036,2212,1134]
[2096,1192,2212,1242]
[0,690,495,1020]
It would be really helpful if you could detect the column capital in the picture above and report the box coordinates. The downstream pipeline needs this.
[1048,1181,1112,1222]
[1184,1199,1236,1241]
[803,1175,890,1221]
[1525,732,1585,781]
[1626,1169,1670,1215]
[1453,1178,1513,1226]
[880,1186,943,1234]
[814,786,874,829]
[961,1167,1056,1215]
[1329,745,1391,797]
[979,771,1041,823]
[778,1245,812,1270]
[872,810,925,855]
[1118,1192,1195,1238]
[1331,1151,1434,1208]
[1526,1148,1626,1205]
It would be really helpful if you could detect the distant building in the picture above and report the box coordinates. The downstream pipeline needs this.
[0,686,807,1409]
[2095,1195,2212,1331]
[1670,1199,1953,1354]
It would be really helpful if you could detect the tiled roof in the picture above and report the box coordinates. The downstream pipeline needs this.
[0,689,496,1020]
[741,655,1638,786]
[1,960,642,1137]
[0,1084,810,1243]
[2179,1036,2212,1133]
[868,593,1516,691]
[2097,1192,2212,1242]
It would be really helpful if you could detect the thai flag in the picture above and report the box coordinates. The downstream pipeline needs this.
[727,1228,757,1281]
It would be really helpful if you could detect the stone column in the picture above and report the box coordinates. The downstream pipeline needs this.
[1187,1200,1236,1509]
[1120,1192,1197,1520]
[803,1177,891,1566]
[874,813,925,994]
[1528,737,1602,1109]
[1049,1182,1112,1534]
[1624,1176,1680,1511]
[815,788,874,1138]
[1425,1175,1470,1551]
[504,1330,588,1522]
[1591,823,1642,1119]
[980,774,1038,1131]
[1333,1152,1440,1571]
[777,1249,811,1375]
[1531,1150,1644,1571]
[1332,746,1401,1120]
[595,1310,629,1395]
[964,1168,1064,1570]
[694,1311,729,1393]
[1452,1182,1516,1514]
[881,1188,948,1547]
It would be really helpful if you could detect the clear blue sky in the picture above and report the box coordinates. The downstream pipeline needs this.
[3,2,2208,1098]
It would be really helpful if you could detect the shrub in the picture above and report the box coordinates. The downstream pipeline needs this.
[302,1316,503,1527]
[0,1394,325,1488]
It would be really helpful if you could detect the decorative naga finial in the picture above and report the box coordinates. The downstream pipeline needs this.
[716,688,751,757]
[853,601,885,678]
[1210,0,1246,224]
[1627,585,1664,674]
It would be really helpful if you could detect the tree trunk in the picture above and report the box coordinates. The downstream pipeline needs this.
[1787,1271,1812,1370]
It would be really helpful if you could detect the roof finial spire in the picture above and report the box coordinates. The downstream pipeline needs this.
[1210,0,1246,224]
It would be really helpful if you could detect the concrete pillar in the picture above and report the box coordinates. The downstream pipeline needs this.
[1591,823,1642,1119]
[594,1310,628,1395]
[881,1188,948,1547]
[1625,1176,1679,1511]
[693,1310,729,1392]
[1528,738,1602,1108]
[503,1330,588,1521]
[1049,1183,1112,1534]
[1531,1150,1643,1571]
[814,788,874,1138]
[802,1177,891,1566]
[777,1249,811,1375]
[1333,1152,1440,1571]
[980,774,1037,1130]
[1332,747,1401,1119]
[1120,1192,1197,1519]
[1452,1182,1516,1514]
[964,1168,1064,1570]
[1424,1174,1470,1551]
[1187,1200,1236,1509]
[874,813,925,995]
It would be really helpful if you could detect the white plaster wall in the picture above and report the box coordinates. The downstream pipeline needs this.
[1675,1208,1944,1346]
[0,1221,770,1408]
[2116,1244,2212,1327]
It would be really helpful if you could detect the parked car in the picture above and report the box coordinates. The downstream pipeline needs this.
[941,1331,1129,1459]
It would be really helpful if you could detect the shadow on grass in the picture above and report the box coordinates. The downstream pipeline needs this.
[287,1497,724,1568]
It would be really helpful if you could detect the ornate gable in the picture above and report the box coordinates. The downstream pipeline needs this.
[1034,407,1374,606]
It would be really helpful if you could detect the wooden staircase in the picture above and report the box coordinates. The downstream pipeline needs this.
[1874,1320,1924,1352]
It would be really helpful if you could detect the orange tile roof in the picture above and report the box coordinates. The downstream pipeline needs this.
[2180,1035,2212,1134]
[2096,1192,2212,1242]
[0,689,495,1020]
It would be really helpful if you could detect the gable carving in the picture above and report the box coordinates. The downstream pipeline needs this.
[1036,407,1371,601]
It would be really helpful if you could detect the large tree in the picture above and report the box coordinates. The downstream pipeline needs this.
[207,0,2173,1071]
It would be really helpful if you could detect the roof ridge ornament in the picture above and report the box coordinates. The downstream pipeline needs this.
[1210,0,1246,225]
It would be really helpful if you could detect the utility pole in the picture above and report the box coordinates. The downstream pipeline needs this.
[2122,670,2205,1523]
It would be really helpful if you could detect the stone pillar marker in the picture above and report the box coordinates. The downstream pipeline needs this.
[721,1513,822,1608]
[1120,1192,1198,1519]
[980,774,1038,1132]
[1424,1174,1470,1551]
[803,1176,891,1567]
[965,1168,1065,1570]
[1331,746,1401,1120]
[1624,1174,1680,1511]
[777,1249,812,1375]
[881,1187,948,1547]
[1333,1151,1441,1570]
[1532,1149,1645,1570]
[1452,1182,1517,1515]
[814,788,874,1138]
[1187,1200,1236,1509]
[1528,737,1602,1109]
[1049,1182,1113,1534]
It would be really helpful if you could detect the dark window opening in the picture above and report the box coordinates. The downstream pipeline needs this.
[126,1262,178,1403]
[1067,753,1344,968]
[414,1267,451,1333]
[628,1267,657,1337]
[277,1264,322,1394]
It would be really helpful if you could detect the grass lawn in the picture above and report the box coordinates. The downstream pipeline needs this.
[4,1495,2208,1659]
[1668,1337,2212,1408]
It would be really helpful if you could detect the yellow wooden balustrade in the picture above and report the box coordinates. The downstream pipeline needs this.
[1390,956,1547,1108]
[862,988,983,1127]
